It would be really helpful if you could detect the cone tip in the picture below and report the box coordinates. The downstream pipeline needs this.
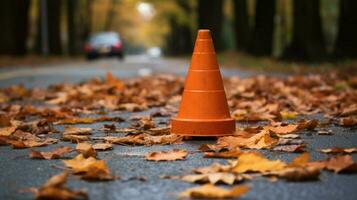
[197,29,211,39]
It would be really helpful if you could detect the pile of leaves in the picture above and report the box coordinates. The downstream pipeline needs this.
[0,72,356,199]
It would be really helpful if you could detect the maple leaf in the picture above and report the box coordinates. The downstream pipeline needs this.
[33,172,88,200]
[62,154,114,180]
[276,166,320,181]
[339,117,357,126]
[178,184,250,199]
[273,144,306,153]
[203,148,241,158]
[319,147,357,154]
[0,126,16,136]
[145,149,188,161]
[62,126,92,135]
[29,146,73,160]
[324,155,357,173]
[181,173,242,185]
[56,118,96,125]
[233,152,286,173]
[92,143,113,151]
[62,135,90,143]
[76,143,97,158]
[193,163,231,174]
[267,124,298,135]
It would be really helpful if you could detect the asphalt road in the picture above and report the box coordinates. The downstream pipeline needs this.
[0,56,356,200]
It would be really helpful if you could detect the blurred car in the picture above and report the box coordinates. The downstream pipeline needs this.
[84,32,124,60]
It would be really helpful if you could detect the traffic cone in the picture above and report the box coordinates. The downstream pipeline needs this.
[171,29,235,136]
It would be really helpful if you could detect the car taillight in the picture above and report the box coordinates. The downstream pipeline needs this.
[84,44,92,52]
[113,43,122,49]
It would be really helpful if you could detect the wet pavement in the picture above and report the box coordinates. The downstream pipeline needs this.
[0,56,356,200]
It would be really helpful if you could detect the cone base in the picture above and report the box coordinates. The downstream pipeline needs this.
[171,118,235,136]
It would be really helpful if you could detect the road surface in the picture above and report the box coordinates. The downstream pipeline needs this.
[0,56,356,200]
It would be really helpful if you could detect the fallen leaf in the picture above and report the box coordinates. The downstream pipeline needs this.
[29,146,73,160]
[178,184,250,199]
[33,172,88,200]
[277,166,320,181]
[63,126,92,135]
[325,155,357,173]
[145,149,188,161]
[0,126,16,136]
[92,143,113,151]
[319,147,357,154]
[76,143,97,158]
[193,163,231,174]
[233,152,286,173]
[339,117,357,126]
[62,154,98,173]
[204,148,241,158]
[273,144,306,153]
[62,135,90,143]
[268,124,298,135]
[181,173,241,185]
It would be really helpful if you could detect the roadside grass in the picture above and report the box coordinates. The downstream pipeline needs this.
[217,51,357,75]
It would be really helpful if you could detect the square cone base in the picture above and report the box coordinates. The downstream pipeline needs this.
[171,118,235,136]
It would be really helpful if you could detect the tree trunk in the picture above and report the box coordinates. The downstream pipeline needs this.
[0,0,30,55]
[37,0,62,55]
[248,0,275,56]
[165,0,193,55]
[334,0,357,58]
[198,0,224,51]
[104,0,118,31]
[283,0,326,61]
[233,0,250,51]
[67,0,80,56]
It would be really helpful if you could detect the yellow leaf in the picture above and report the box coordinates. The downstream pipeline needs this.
[233,152,286,173]
[179,184,250,199]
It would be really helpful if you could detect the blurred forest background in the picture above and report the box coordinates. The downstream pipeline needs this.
[0,0,356,62]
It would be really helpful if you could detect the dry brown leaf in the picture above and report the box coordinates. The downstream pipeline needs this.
[268,124,298,135]
[145,149,188,162]
[61,135,90,143]
[62,154,114,180]
[8,137,58,149]
[204,148,241,158]
[76,143,97,158]
[92,143,113,151]
[325,155,357,173]
[193,163,231,174]
[273,144,306,153]
[33,172,88,200]
[319,147,357,154]
[63,126,92,135]
[339,117,357,126]
[178,184,250,199]
[297,119,318,130]
[29,146,73,160]
[118,103,147,112]
[181,173,241,185]
[0,126,16,136]
[62,154,97,173]
[277,166,320,181]
[288,152,310,168]
[56,118,96,125]
[233,152,286,173]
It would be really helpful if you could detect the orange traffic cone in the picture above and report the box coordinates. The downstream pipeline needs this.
[171,29,235,136]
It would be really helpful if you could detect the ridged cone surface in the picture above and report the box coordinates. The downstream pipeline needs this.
[171,30,235,136]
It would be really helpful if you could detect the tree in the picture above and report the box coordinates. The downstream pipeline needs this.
[283,0,326,61]
[248,0,276,56]
[165,0,193,55]
[198,0,224,51]
[334,0,357,58]
[233,0,250,51]
[67,0,80,55]
[104,0,118,31]
[0,0,30,55]
[36,0,63,55]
